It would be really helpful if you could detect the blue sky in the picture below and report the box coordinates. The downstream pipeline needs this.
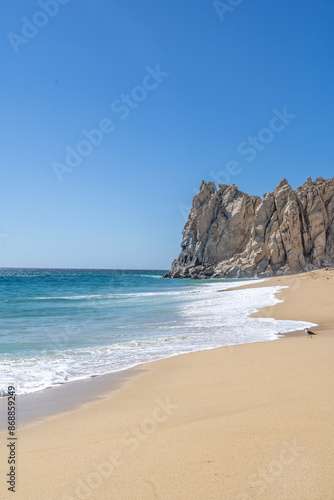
[1,0,333,269]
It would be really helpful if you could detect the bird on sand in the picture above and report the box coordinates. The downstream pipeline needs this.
[305,328,317,338]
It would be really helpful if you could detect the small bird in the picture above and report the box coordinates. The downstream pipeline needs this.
[305,328,317,338]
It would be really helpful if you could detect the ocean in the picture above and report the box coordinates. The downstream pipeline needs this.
[0,268,315,396]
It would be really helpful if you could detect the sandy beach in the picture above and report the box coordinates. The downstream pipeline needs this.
[1,269,334,499]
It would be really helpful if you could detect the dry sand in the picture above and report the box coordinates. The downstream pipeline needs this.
[1,269,334,499]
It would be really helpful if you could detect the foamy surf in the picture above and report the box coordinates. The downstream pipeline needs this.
[0,270,316,396]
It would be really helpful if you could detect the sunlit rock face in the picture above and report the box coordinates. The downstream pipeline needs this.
[164,177,334,279]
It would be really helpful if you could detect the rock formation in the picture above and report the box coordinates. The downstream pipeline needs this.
[164,177,334,278]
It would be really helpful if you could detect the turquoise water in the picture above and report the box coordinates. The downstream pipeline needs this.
[0,268,315,395]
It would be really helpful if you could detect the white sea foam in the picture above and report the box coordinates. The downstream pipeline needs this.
[34,290,187,300]
[1,281,316,396]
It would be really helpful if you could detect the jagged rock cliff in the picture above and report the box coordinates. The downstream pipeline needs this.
[164,177,334,279]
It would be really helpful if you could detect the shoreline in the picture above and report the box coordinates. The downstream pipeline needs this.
[0,368,142,431]
[0,275,278,402]
[0,330,304,431]
[1,269,333,499]
[0,273,319,430]
[0,277,312,403]
[0,279,312,430]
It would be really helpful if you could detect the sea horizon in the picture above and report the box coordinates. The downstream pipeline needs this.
[0,266,169,272]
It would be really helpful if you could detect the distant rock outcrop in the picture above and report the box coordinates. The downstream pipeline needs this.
[164,177,334,278]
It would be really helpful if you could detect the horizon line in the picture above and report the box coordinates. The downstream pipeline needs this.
[0,266,168,271]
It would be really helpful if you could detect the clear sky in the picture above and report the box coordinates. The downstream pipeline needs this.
[1,0,333,269]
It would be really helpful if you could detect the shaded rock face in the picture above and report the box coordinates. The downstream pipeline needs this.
[164,177,334,279]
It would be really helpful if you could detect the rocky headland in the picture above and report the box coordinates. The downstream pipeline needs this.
[164,177,334,279]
